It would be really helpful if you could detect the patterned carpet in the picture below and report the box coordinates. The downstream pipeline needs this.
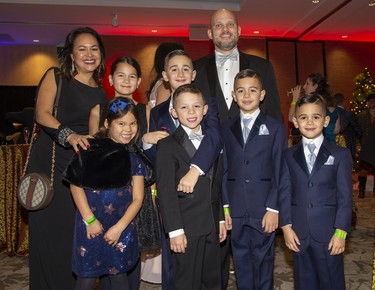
[1,190,374,290]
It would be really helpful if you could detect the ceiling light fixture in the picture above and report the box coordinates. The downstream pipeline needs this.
[369,2,375,6]
[342,35,348,39]
[112,13,118,27]
[253,31,260,34]
[151,30,158,33]
[312,0,319,3]
[33,39,39,43]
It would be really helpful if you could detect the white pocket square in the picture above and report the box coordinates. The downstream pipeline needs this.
[259,124,269,135]
[324,155,335,165]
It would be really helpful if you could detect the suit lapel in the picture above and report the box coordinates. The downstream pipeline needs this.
[206,55,220,98]
[239,52,250,71]
[293,143,310,176]
[310,140,331,176]
[230,117,244,147]
[246,116,261,144]
[174,126,196,159]
[206,54,239,122]
[158,97,177,133]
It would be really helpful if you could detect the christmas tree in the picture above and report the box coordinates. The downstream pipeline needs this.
[350,67,375,115]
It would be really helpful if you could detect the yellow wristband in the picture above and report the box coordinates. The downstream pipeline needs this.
[291,101,297,105]
[334,229,347,239]
[223,207,230,215]
[151,189,158,196]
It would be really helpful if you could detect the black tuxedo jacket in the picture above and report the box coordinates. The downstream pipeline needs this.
[194,51,282,123]
[146,95,222,173]
[155,126,223,237]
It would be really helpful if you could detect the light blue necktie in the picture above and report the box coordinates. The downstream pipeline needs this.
[242,118,252,143]
[307,143,316,172]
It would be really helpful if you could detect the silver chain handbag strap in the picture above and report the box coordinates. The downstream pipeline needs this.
[22,69,62,186]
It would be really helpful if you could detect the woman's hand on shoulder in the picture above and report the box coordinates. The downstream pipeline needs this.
[67,133,93,153]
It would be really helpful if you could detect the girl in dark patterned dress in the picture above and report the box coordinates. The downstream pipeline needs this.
[64,97,153,290]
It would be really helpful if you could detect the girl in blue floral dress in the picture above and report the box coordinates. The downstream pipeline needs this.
[63,97,153,290]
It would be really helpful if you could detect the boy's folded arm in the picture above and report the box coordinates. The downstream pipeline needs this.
[190,96,222,173]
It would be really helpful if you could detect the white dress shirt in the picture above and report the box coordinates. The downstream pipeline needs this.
[302,134,324,163]
[240,108,260,132]
[215,48,240,109]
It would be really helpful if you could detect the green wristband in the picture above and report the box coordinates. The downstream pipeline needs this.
[83,215,96,226]
[223,207,230,215]
[151,189,158,197]
[334,229,347,239]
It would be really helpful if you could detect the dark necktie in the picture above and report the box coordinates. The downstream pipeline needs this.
[307,143,316,172]
[242,118,252,143]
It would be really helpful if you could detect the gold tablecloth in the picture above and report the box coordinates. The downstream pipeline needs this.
[0,144,29,256]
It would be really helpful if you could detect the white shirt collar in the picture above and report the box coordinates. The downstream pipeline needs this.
[241,108,260,122]
[181,124,202,136]
[215,47,239,57]
[302,133,324,153]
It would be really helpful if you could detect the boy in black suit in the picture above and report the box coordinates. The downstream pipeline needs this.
[156,84,226,290]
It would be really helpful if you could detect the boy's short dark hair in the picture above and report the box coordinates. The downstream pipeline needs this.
[164,49,191,70]
[295,93,327,113]
[173,84,205,108]
[233,69,263,90]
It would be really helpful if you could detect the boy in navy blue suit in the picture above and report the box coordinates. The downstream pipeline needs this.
[279,93,352,290]
[222,69,287,290]
[156,84,226,289]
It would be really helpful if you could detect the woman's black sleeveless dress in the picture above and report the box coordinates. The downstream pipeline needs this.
[27,74,107,290]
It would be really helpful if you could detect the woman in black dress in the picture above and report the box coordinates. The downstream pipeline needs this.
[27,27,107,290]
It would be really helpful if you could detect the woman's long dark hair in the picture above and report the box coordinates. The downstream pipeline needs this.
[58,27,106,84]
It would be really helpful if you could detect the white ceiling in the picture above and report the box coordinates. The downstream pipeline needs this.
[0,0,374,45]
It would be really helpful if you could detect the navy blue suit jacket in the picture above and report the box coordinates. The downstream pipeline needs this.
[146,95,222,173]
[279,138,353,243]
[222,111,287,223]
[194,52,282,123]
